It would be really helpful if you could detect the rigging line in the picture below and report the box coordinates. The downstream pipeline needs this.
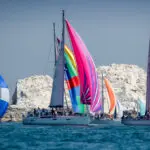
[43,43,54,75]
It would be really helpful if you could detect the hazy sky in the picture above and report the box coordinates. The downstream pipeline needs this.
[0,0,150,96]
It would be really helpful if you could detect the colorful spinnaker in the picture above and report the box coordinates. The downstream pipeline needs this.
[64,45,86,113]
[66,20,101,112]
[57,38,85,113]
[64,45,77,71]
[0,75,9,118]
[104,78,116,114]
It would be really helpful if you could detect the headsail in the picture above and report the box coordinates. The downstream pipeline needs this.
[116,99,123,118]
[146,40,150,112]
[49,11,65,107]
[104,78,116,114]
[0,75,9,118]
[137,99,146,116]
[66,20,101,112]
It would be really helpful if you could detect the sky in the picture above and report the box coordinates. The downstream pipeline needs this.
[0,0,150,97]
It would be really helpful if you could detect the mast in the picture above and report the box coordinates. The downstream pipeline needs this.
[101,72,104,113]
[61,10,65,108]
[53,23,57,65]
[114,107,117,119]
[146,39,150,113]
[136,99,139,114]
[61,10,65,58]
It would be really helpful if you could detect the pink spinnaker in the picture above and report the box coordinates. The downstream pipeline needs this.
[66,20,101,111]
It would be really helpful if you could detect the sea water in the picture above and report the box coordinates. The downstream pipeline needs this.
[0,122,150,150]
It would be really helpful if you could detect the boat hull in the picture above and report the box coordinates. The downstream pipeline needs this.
[23,116,89,126]
[122,119,150,126]
[90,118,122,126]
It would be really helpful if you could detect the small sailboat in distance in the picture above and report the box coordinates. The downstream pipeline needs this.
[0,75,9,121]
[122,40,150,126]
[90,74,122,125]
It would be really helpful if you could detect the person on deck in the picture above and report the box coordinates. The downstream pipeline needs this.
[33,109,36,116]
[51,108,55,117]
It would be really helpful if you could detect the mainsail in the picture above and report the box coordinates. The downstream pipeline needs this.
[0,75,9,118]
[146,40,150,112]
[104,78,116,114]
[66,20,101,112]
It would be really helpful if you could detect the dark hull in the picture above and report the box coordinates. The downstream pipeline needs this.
[122,119,150,126]
[90,118,122,126]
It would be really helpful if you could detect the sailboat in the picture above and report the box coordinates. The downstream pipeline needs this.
[0,75,9,121]
[122,40,150,126]
[23,10,100,126]
[90,75,123,125]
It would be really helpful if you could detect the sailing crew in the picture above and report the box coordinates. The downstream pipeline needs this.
[10,114,13,121]
[33,108,36,116]
[37,107,41,117]
[51,108,55,117]
[146,111,150,119]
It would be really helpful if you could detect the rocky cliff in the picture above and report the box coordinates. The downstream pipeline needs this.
[2,64,146,121]
[97,64,146,112]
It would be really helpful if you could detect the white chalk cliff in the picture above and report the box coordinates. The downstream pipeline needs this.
[3,64,147,121]
[97,64,146,112]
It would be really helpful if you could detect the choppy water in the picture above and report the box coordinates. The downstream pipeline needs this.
[0,122,150,150]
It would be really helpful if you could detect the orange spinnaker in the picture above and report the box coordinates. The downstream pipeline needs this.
[104,78,116,114]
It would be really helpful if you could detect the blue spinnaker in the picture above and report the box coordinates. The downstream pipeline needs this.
[0,75,9,118]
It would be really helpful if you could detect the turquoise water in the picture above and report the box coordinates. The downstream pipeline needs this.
[0,123,150,150]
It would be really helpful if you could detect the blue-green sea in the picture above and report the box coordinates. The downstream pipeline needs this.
[0,122,150,150]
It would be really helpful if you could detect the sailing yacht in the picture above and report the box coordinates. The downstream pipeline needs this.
[121,40,150,126]
[90,74,123,125]
[23,10,101,126]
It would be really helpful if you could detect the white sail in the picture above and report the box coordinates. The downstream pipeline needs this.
[116,99,123,118]
[49,12,65,107]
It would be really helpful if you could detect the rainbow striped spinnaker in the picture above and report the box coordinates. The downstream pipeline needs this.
[64,45,86,113]
[57,38,85,113]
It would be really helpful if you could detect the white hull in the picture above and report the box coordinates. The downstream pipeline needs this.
[122,119,150,126]
[90,118,122,126]
[23,116,89,126]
